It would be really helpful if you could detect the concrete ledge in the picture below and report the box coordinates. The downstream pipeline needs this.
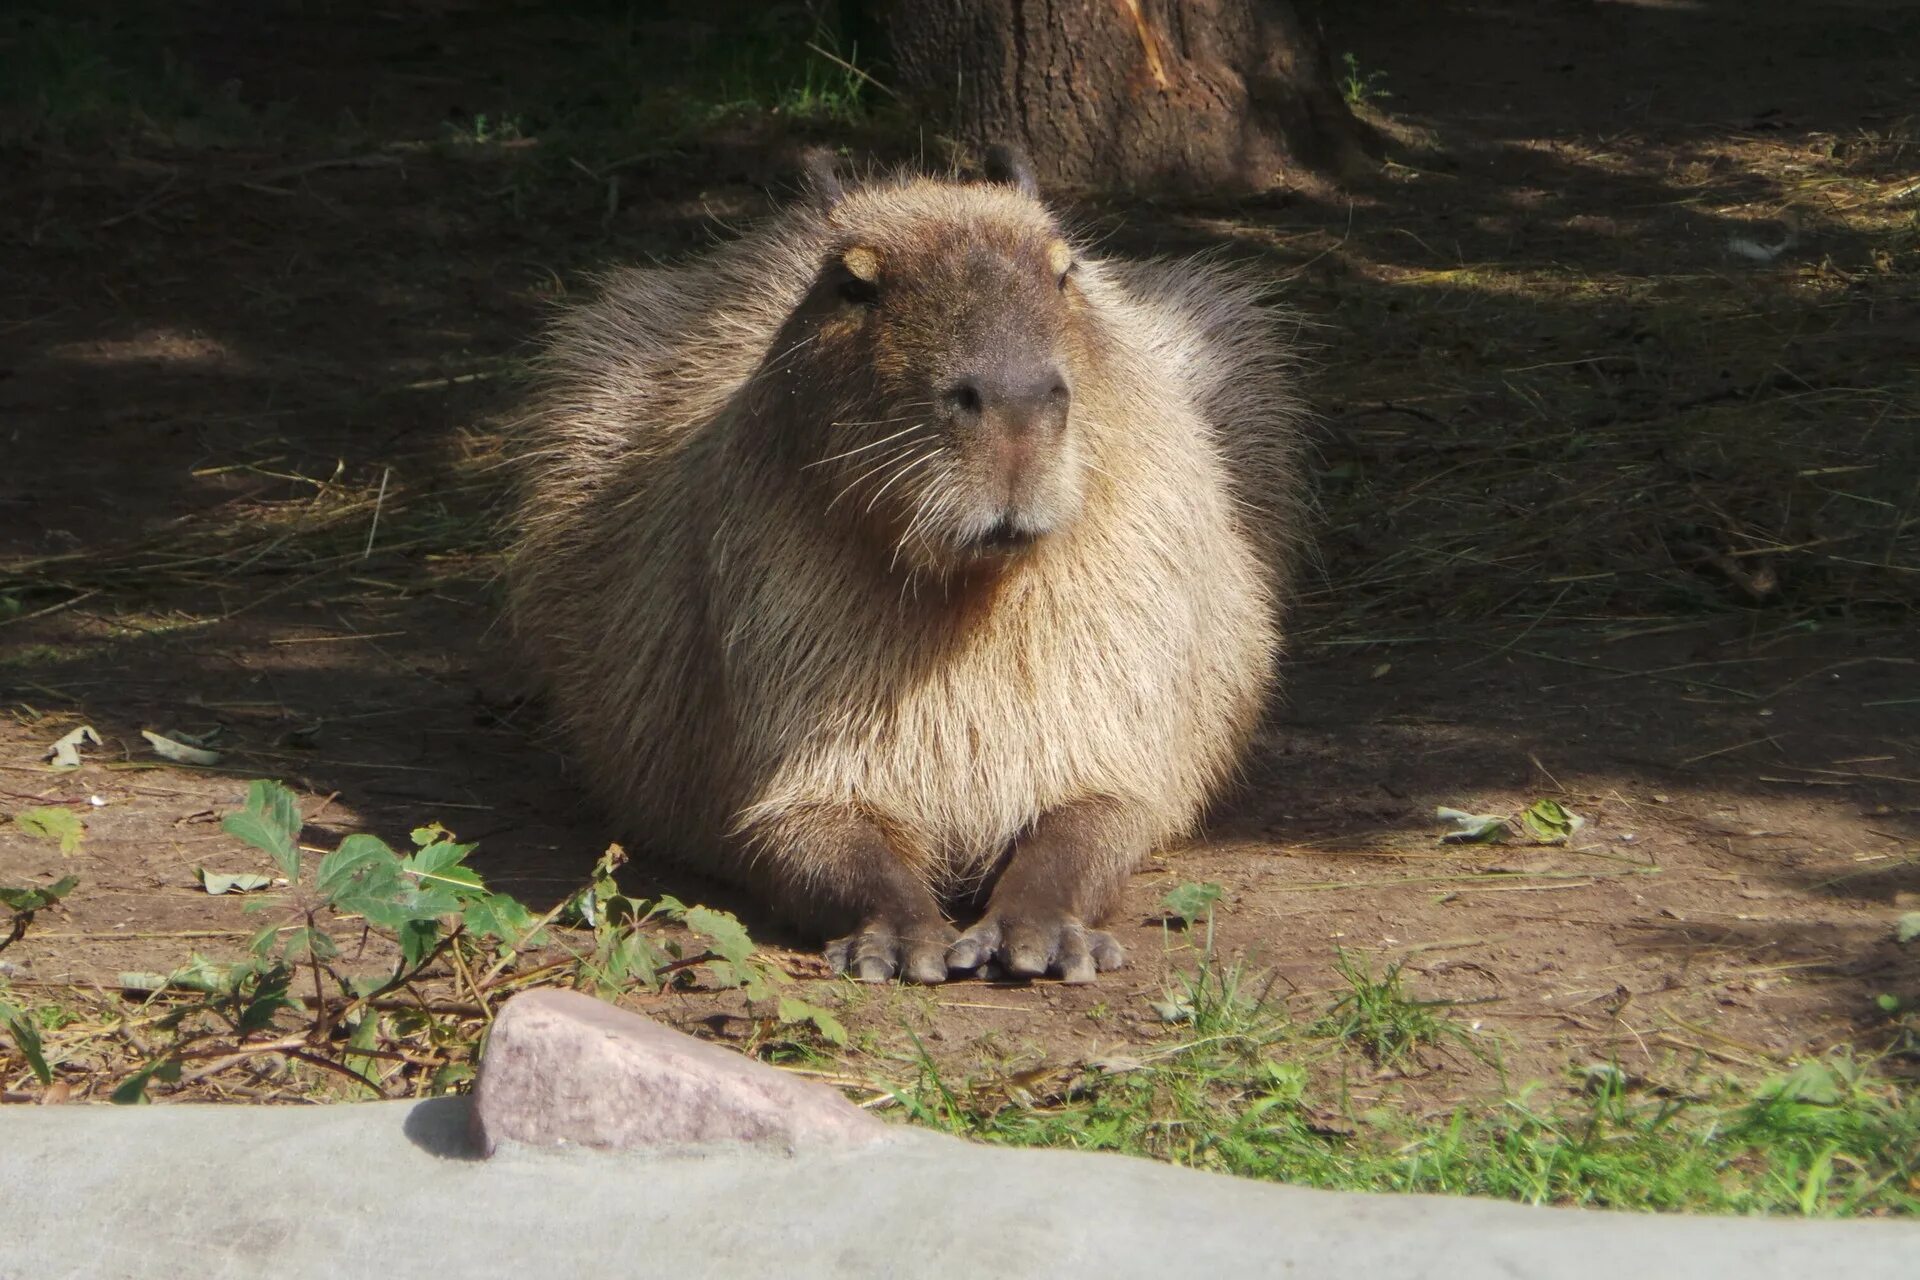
[2,1098,1916,1279]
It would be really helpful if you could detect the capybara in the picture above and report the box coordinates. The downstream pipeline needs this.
[507,147,1303,984]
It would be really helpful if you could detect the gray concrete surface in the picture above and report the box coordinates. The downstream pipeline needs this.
[3,1098,1917,1279]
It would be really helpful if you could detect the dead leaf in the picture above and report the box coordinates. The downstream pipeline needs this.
[117,972,175,993]
[1437,806,1508,844]
[197,868,273,895]
[140,730,222,766]
[43,725,101,769]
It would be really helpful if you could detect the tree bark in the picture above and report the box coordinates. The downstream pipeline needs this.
[870,0,1379,193]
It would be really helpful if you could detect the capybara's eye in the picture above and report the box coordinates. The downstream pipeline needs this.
[839,275,879,307]
[1047,239,1075,291]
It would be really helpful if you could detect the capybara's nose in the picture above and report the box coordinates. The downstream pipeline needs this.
[943,365,1070,434]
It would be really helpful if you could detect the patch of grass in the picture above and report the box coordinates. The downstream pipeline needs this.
[888,950,1920,1216]
[1311,948,1473,1066]
[621,8,874,135]
[477,3,883,174]
[1339,53,1392,109]
[445,112,527,148]
[1377,1063,1920,1214]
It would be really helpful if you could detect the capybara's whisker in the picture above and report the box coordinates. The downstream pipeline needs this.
[863,449,940,516]
[826,444,919,510]
[804,423,929,469]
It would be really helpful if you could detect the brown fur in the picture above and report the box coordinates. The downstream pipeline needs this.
[506,155,1304,983]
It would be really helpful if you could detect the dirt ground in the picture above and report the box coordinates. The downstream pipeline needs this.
[2,0,1917,1109]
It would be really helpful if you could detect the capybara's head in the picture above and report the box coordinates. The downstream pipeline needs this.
[757,149,1103,575]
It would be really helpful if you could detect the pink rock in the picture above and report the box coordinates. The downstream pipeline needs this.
[470,988,888,1156]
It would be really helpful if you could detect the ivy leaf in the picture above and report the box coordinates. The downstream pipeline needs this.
[684,906,755,969]
[221,781,304,882]
[316,834,400,901]
[1896,913,1920,945]
[323,836,464,930]
[1519,798,1584,844]
[14,806,85,855]
[1160,881,1223,929]
[344,1013,383,1088]
[398,919,441,971]
[110,1058,182,1105]
[777,996,849,1047]
[405,840,483,891]
[429,1063,474,1095]
[685,906,773,996]
[411,823,451,848]
[0,876,78,913]
[282,926,339,963]
[597,931,665,992]
[238,966,295,1033]
[461,892,536,945]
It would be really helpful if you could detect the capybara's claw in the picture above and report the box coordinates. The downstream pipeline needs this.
[826,918,958,985]
[947,914,1125,984]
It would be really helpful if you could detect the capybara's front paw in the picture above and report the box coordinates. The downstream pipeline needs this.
[946,913,1125,984]
[825,917,959,984]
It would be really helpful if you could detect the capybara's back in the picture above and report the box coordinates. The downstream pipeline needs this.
[508,149,1303,984]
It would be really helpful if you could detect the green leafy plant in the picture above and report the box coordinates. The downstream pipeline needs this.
[84,781,835,1102]
[445,111,524,146]
[1161,881,1225,930]
[2,875,77,952]
[1,877,78,1086]
[560,842,845,1046]
[1339,52,1391,109]
[0,998,52,1085]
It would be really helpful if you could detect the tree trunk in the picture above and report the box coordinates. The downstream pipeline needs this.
[870,0,1379,193]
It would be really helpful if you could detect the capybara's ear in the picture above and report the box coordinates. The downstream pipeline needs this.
[983,143,1039,199]
[800,146,847,209]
